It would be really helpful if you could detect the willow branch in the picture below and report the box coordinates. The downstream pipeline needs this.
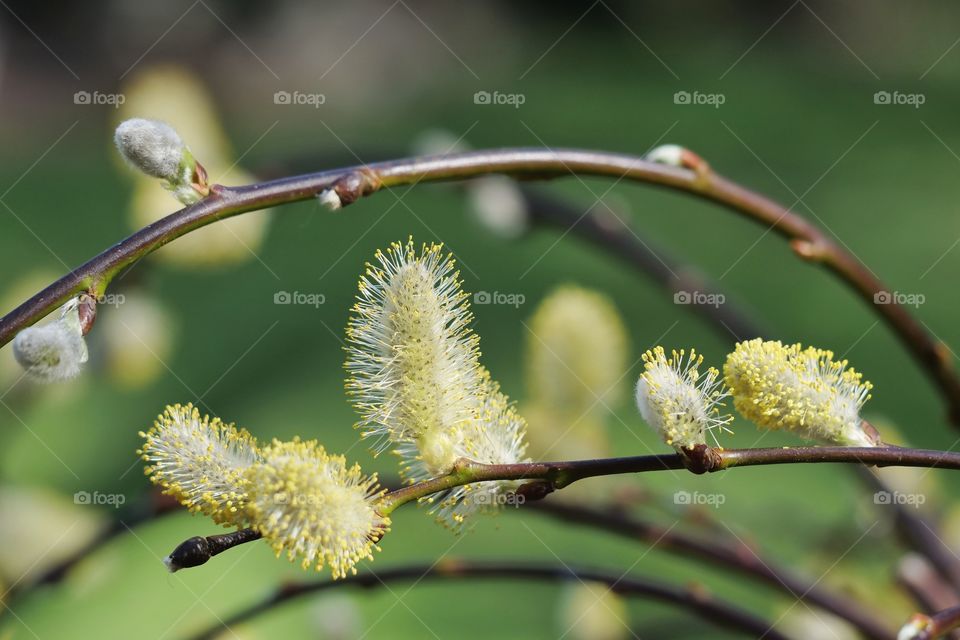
[378,446,960,514]
[527,500,893,640]
[184,559,790,640]
[898,554,960,616]
[521,187,768,342]
[858,468,960,597]
[171,445,960,567]
[0,147,955,423]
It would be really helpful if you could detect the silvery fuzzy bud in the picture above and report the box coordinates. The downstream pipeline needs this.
[114,118,208,204]
[645,144,686,167]
[12,300,88,383]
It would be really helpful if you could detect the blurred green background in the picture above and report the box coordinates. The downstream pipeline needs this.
[1,1,960,638]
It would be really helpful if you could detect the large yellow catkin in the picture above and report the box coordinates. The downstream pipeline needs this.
[139,403,261,526]
[345,239,529,525]
[245,438,388,579]
[724,338,876,446]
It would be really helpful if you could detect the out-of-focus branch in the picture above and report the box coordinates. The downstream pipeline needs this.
[184,559,792,640]
[527,500,894,640]
[521,187,768,342]
[859,469,960,598]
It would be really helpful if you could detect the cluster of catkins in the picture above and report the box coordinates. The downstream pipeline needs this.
[140,239,530,578]
[635,339,879,450]
[13,119,882,581]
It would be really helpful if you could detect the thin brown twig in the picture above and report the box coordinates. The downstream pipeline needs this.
[161,444,960,575]
[858,468,960,596]
[0,148,955,424]
[183,559,792,640]
[526,500,894,640]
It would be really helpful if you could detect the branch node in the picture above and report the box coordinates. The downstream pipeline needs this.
[330,169,382,207]
[790,238,827,262]
[515,480,555,502]
[680,444,722,474]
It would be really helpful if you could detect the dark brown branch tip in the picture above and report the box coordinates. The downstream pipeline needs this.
[165,536,212,572]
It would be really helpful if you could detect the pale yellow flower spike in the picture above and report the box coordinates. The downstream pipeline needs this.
[138,403,261,526]
[724,338,877,446]
[245,439,389,579]
[635,347,732,449]
[345,238,481,467]
[345,238,530,526]
[525,285,629,422]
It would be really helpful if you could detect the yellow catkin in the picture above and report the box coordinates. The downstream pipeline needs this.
[635,347,732,449]
[724,338,875,446]
[139,403,260,526]
[245,438,388,579]
[345,238,529,526]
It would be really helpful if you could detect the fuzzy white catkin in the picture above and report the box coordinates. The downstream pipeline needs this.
[114,118,186,182]
[12,301,88,382]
